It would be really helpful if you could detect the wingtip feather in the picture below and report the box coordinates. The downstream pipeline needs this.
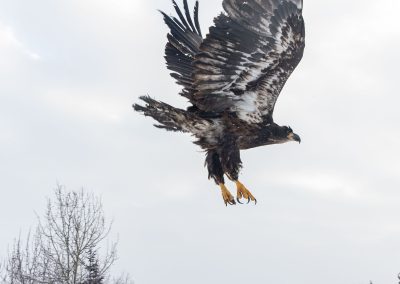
[183,0,197,34]
[194,1,202,37]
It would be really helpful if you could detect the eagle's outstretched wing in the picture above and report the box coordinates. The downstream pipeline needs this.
[192,0,305,123]
[160,0,203,100]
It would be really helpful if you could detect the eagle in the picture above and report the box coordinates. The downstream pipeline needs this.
[134,0,305,206]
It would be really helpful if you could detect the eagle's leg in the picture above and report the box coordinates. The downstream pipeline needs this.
[235,181,257,204]
[205,150,236,206]
[219,137,257,204]
[219,183,236,206]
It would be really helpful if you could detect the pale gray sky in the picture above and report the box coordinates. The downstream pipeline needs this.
[1,0,400,283]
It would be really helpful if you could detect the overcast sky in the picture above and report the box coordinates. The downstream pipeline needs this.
[1,0,400,283]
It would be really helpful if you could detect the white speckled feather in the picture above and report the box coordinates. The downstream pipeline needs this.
[192,0,305,123]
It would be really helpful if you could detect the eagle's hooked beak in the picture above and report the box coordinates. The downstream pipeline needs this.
[294,133,301,144]
[288,133,301,144]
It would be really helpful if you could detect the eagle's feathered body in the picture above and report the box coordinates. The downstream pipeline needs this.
[134,0,305,205]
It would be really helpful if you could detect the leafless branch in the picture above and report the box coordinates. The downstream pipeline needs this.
[2,185,120,284]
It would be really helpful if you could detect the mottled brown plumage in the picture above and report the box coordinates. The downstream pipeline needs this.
[134,0,305,205]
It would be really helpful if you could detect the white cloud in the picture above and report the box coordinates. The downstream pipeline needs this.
[42,88,125,123]
[0,22,41,60]
[73,0,145,17]
[286,172,369,200]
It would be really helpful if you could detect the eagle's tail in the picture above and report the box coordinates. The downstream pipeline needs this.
[133,96,207,133]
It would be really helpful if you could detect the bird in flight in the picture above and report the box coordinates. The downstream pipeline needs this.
[134,0,305,206]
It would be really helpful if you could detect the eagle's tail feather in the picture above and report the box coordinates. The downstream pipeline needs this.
[133,96,205,133]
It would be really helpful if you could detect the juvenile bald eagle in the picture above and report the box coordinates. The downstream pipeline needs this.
[134,0,305,205]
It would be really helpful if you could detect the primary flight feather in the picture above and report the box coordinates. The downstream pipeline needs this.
[134,0,305,205]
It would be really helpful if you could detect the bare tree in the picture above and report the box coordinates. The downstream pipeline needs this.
[0,262,6,283]
[111,274,134,284]
[2,185,131,284]
[3,228,52,284]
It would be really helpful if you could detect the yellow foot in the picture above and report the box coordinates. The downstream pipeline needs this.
[219,184,236,206]
[235,181,257,204]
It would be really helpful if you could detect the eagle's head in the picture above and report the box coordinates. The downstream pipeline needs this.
[284,126,301,144]
[261,125,301,146]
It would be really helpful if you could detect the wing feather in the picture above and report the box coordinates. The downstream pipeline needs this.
[183,0,198,34]
[194,1,203,37]
[192,0,305,123]
[161,1,203,99]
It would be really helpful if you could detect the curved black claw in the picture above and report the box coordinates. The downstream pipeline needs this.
[244,197,257,205]
[225,199,236,206]
[248,198,258,205]
[220,184,236,206]
[235,181,257,205]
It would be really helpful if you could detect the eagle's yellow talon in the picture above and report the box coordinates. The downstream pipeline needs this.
[219,184,236,206]
[235,181,257,205]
